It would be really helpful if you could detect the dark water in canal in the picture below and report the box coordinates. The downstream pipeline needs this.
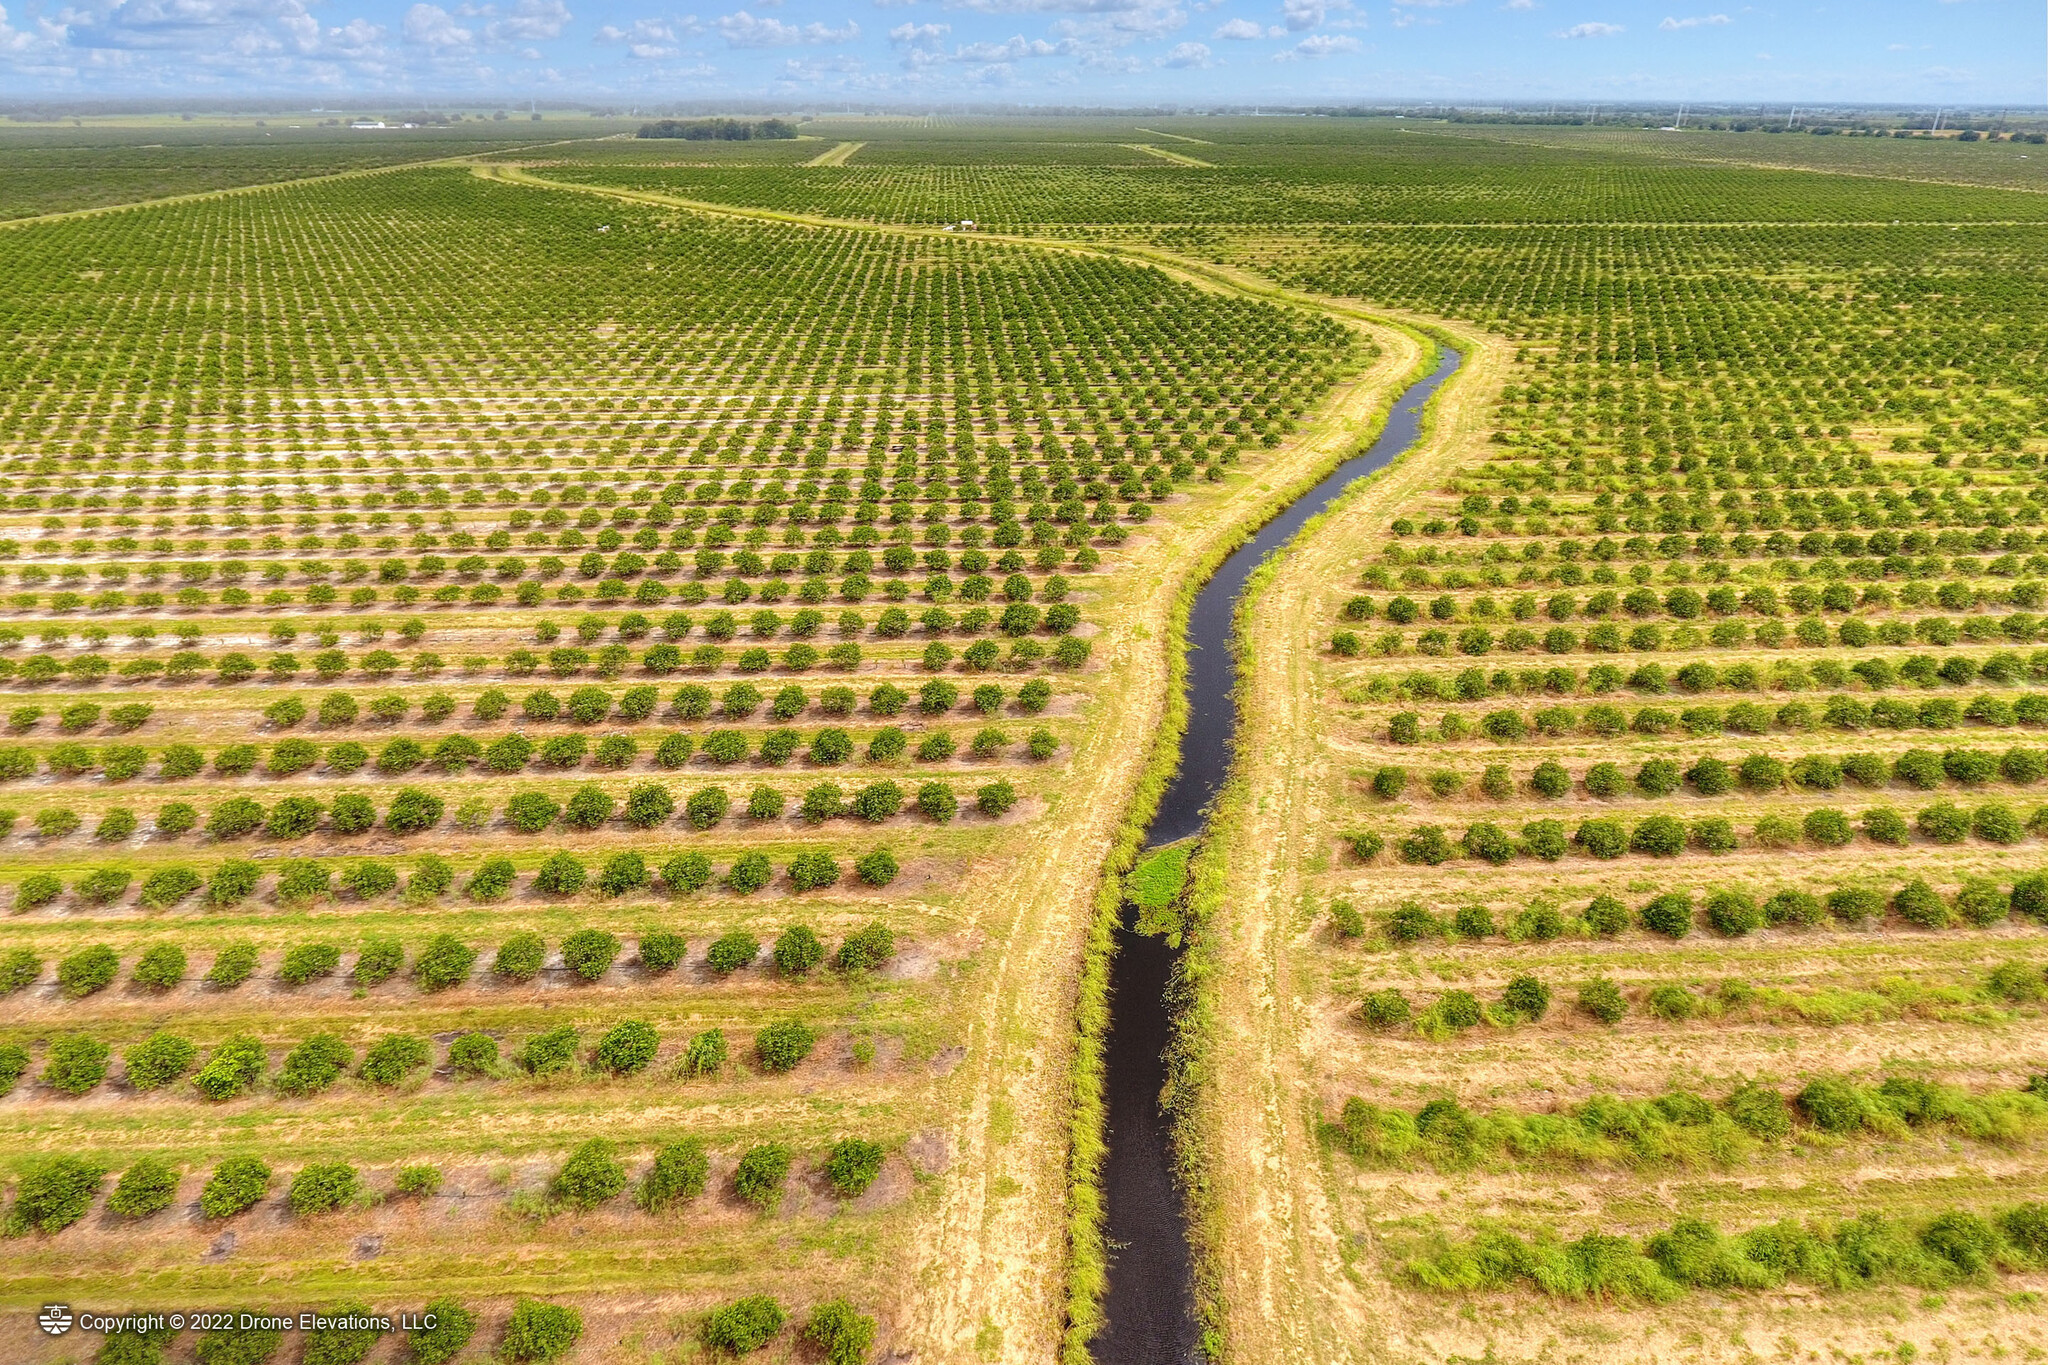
[1090,347,1462,1365]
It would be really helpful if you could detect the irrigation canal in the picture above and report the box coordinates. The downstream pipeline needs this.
[1091,345,1462,1364]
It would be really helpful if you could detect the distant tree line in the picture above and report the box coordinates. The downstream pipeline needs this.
[635,118,798,141]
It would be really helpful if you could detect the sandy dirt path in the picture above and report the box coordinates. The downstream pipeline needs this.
[806,141,867,167]
[1122,144,1215,168]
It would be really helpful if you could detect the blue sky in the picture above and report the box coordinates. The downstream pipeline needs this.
[1,0,2041,106]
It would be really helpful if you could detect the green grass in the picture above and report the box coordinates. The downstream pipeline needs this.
[1124,842,1189,935]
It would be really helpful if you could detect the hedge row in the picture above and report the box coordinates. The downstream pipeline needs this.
[0,628,1088,686]
[1333,1075,2048,1169]
[0,594,1072,653]
[0,1011,843,1101]
[1,539,1100,584]
[1375,521,2048,563]
[1378,652,2048,703]
[9,774,1016,850]
[699,1295,875,1364]
[1345,578,2048,631]
[1369,747,2048,802]
[0,725,1055,781]
[1360,559,2048,603]
[5,1136,890,1230]
[550,1132,890,1213]
[1377,527,2048,566]
[1350,800,2048,865]
[1405,1204,2048,1302]
[6,502,1140,577]
[1381,691,2048,745]
[259,675,1054,727]
[0,582,1096,625]
[4,593,1089,662]
[9,838,929,912]
[1336,610,2047,659]
[5,586,1080,649]
[12,470,1147,527]
[150,559,1085,609]
[5,675,1055,739]
[1353,959,2048,1040]
[2,921,898,1007]
[0,536,1104,596]
[1341,871,2048,943]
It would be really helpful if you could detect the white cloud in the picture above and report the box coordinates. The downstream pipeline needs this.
[1158,37,1209,62]
[945,0,1171,13]
[1280,0,1320,28]
[779,51,861,72]
[1555,19,1619,36]
[6,0,415,78]
[1047,0,1185,45]
[594,15,705,53]
[56,0,339,50]
[275,8,316,46]
[597,17,669,39]
[1274,29,1352,54]
[954,32,1062,57]
[596,16,695,54]
[1657,12,1726,29]
[887,17,951,63]
[403,2,473,48]
[489,0,570,40]
[0,0,68,54]
[324,15,386,52]
[1212,15,1267,35]
[888,18,947,40]
[716,8,857,43]
[1500,0,1535,8]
